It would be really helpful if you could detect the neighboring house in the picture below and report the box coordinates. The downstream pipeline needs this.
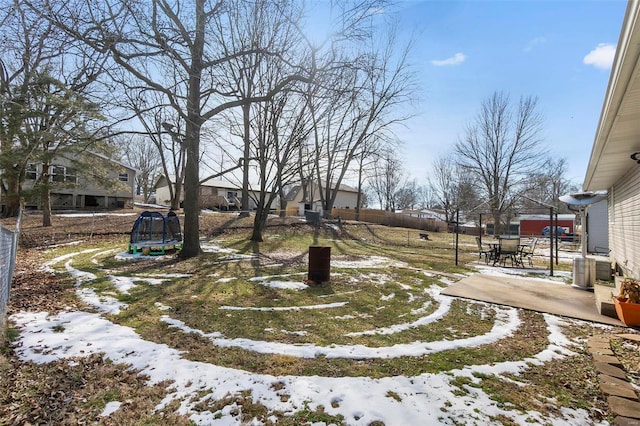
[154,175,275,210]
[583,0,640,279]
[20,152,136,210]
[399,209,447,222]
[285,183,360,215]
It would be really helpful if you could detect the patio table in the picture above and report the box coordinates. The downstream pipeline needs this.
[491,238,526,267]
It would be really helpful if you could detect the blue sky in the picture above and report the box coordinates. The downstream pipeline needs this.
[388,0,627,187]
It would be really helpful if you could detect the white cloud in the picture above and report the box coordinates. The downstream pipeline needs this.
[431,52,466,66]
[524,36,547,52]
[583,43,616,69]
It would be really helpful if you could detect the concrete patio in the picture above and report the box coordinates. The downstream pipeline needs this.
[442,273,624,327]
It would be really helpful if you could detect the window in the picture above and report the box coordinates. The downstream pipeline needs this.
[26,163,37,180]
[51,165,77,183]
[52,166,66,182]
[119,173,129,182]
[65,168,77,183]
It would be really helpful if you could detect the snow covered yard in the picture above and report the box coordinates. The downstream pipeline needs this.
[1,229,618,425]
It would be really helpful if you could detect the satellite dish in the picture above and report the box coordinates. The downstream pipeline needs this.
[559,191,608,271]
[559,192,607,206]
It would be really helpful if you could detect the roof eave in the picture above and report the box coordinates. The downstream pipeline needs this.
[584,0,640,191]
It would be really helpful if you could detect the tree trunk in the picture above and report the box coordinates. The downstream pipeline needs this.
[42,186,52,227]
[171,181,182,210]
[356,156,363,221]
[2,196,21,218]
[240,103,251,218]
[278,185,287,218]
[324,197,334,219]
[275,157,287,218]
[251,182,271,242]
[180,123,201,259]
[493,213,501,236]
[2,177,21,218]
[251,203,267,242]
[444,201,451,224]
[41,162,52,227]
[179,0,205,259]
[301,178,309,208]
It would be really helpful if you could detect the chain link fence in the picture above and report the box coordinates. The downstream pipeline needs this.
[0,223,19,333]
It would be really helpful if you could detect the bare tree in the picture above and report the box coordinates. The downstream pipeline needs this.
[31,0,319,258]
[416,184,436,210]
[520,157,579,213]
[428,154,482,223]
[122,91,187,210]
[210,0,305,217]
[367,151,403,210]
[455,172,482,215]
[310,23,416,217]
[246,88,312,241]
[219,35,314,241]
[394,178,420,210]
[119,135,161,203]
[214,0,392,221]
[428,155,458,223]
[454,92,547,234]
[354,135,385,219]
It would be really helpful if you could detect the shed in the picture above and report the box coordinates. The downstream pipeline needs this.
[519,214,576,237]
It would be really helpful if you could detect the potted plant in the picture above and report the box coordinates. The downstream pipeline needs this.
[614,278,640,326]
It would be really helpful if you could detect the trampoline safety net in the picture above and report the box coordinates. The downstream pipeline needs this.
[129,211,183,255]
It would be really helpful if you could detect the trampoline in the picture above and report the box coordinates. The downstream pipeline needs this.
[128,211,183,255]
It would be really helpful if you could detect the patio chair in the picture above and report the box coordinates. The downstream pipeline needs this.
[497,237,521,267]
[520,238,537,267]
[475,236,494,264]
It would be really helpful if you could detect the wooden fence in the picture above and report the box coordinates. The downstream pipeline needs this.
[331,208,448,232]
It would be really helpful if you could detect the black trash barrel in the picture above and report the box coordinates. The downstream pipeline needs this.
[308,246,331,283]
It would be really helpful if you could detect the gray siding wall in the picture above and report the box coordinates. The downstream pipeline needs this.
[22,155,135,209]
[609,165,640,279]
[155,178,173,206]
[587,199,608,254]
[154,178,277,210]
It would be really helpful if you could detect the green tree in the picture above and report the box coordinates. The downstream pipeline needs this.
[1,1,107,223]
[20,72,105,226]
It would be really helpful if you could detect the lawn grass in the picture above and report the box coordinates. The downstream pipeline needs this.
[33,222,574,380]
[2,214,610,425]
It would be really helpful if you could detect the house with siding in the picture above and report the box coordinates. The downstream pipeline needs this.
[154,175,275,211]
[398,209,447,222]
[583,0,640,279]
[285,183,360,215]
[20,152,136,210]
